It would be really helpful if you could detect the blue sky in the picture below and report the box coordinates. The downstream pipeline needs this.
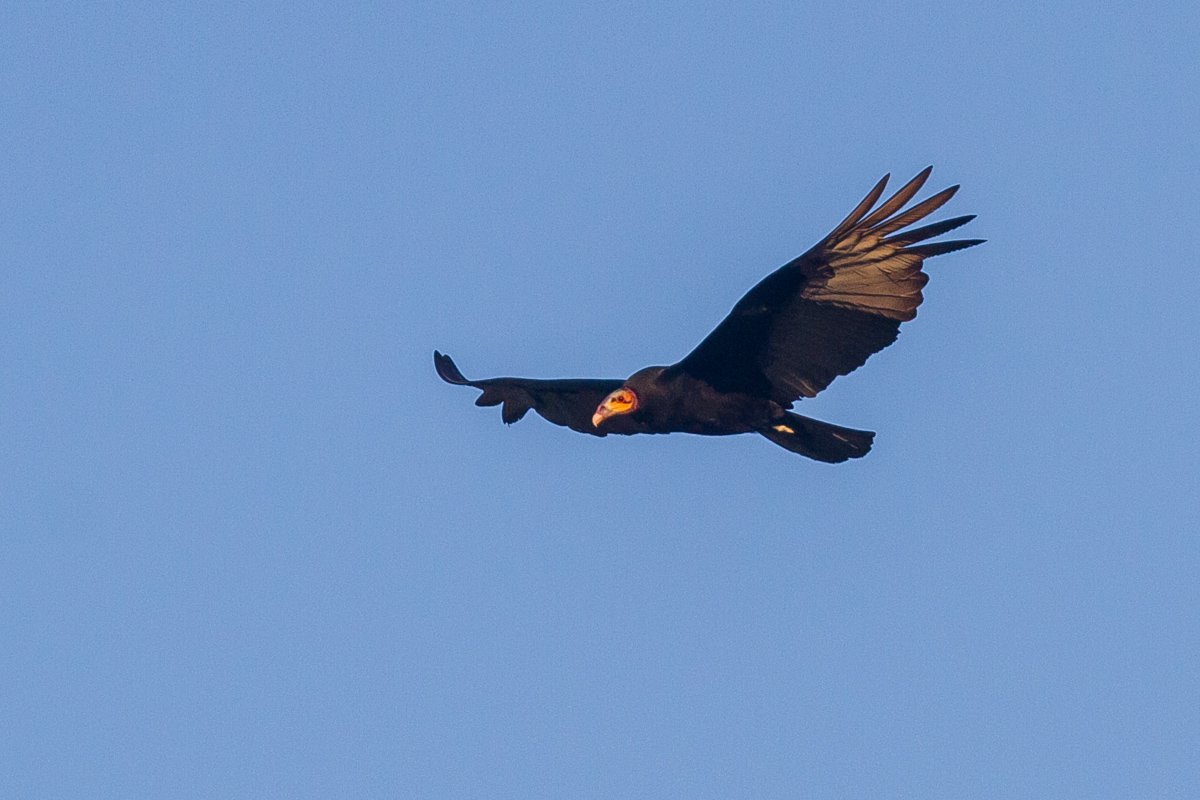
[3,3,1198,798]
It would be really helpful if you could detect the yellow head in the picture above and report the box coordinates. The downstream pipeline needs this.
[592,387,638,427]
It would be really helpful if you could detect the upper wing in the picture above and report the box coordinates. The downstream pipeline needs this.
[433,351,648,436]
[670,167,983,404]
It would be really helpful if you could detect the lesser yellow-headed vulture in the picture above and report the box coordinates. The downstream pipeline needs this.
[435,168,982,462]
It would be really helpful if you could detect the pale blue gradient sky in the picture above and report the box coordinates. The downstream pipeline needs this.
[3,3,1198,798]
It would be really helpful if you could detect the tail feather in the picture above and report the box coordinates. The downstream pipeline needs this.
[760,412,874,463]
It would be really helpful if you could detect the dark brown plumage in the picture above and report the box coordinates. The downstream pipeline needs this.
[435,168,982,462]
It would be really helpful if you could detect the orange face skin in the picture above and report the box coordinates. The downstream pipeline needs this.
[592,388,638,427]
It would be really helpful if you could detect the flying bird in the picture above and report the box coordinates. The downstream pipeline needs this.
[435,168,982,462]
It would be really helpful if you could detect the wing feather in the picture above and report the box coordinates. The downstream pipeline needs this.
[858,166,932,229]
[869,185,959,237]
[826,173,891,241]
[884,214,976,246]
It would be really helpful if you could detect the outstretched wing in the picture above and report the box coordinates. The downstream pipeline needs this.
[671,167,983,404]
[433,351,647,436]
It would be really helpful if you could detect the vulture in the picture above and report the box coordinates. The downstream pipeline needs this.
[434,168,982,462]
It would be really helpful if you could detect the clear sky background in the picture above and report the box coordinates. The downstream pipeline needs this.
[3,3,1198,798]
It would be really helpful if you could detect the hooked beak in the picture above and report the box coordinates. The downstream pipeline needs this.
[592,388,637,427]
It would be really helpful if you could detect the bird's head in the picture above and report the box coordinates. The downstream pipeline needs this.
[592,386,638,428]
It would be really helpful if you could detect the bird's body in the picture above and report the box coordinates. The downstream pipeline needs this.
[617,367,776,435]
[435,168,982,462]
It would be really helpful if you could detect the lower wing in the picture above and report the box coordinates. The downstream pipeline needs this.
[434,351,645,435]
